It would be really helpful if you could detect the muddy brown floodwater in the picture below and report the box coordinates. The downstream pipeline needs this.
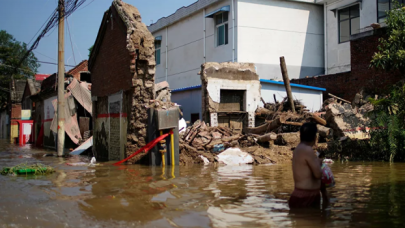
[1,139,405,227]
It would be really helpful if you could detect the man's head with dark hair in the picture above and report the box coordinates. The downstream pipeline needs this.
[300,122,318,145]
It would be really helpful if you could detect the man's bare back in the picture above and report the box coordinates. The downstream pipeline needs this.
[289,122,324,209]
[292,143,321,190]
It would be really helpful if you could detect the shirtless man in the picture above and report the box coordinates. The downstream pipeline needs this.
[289,122,327,208]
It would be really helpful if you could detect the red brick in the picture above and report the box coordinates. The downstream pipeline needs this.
[292,29,402,101]
[89,7,132,97]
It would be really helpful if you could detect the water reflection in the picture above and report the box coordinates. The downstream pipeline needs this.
[2,140,405,227]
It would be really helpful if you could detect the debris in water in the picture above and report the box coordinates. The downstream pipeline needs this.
[199,155,210,165]
[217,148,254,166]
[1,163,55,175]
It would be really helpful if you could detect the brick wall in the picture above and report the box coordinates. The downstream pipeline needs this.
[90,7,132,97]
[67,60,88,80]
[292,29,403,101]
[11,104,21,119]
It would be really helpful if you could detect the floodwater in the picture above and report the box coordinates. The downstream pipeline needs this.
[1,140,405,227]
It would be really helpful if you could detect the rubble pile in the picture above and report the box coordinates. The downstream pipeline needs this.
[155,81,171,103]
[179,92,377,165]
[179,120,257,165]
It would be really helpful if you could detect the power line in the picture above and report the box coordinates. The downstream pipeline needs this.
[16,0,89,74]
[34,50,57,61]
[38,60,76,67]
[66,18,76,65]
[66,19,84,59]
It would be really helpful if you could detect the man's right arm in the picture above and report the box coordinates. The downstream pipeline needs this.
[306,149,322,179]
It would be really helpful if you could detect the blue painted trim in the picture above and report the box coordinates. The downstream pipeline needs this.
[155,36,162,41]
[260,79,326,91]
[205,5,230,18]
[172,85,202,93]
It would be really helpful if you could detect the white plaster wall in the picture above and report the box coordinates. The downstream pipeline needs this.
[171,89,202,122]
[207,78,261,113]
[238,0,324,80]
[152,0,237,90]
[324,0,377,74]
[260,83,323,112]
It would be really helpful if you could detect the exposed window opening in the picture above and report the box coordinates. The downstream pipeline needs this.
[338,4,360,43]
[219,89,245,112]
[215,12,229,47]
[191,113,199,124]
[155,40,161,65]
[80,72,91,83]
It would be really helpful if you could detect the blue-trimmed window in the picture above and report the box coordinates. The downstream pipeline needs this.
[155,40,161,65]
[338,4,360,43]
[378,0,405,22]
[215,12,228,46]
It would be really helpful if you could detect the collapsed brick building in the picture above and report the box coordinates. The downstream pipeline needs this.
[200,62,261,132]
[30,60,89,149]
[291,28,402,101]
[89,0,155,161]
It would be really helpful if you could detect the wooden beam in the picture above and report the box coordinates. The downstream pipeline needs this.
[260,97,266,106]
[309,113,327,126]
[285,121,303,126]
[257,132,277,143]
[328,93,350,104]
[280,57,295,113]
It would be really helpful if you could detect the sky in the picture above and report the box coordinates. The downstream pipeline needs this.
[0,0,196,74]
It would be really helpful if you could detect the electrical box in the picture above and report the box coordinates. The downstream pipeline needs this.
[155,107,179,130]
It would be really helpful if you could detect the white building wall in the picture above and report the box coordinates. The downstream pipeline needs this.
[323,0,377,74]
[171,81,324,123]
[152,0,237,90]
[237,0,325,80]
[171,89,202,122]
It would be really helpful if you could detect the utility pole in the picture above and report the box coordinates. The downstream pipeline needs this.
[57,0,65,156]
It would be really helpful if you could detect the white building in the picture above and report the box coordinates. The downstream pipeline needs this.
[149,0,393,122]
[320,0,396,74]
[148,0,325,90]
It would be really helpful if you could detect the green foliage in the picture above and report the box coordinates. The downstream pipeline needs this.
[368,82,405,162]
[0,30,39,107]
[371,1,405,72]
[88,45,93,58]
[368,1,405,162]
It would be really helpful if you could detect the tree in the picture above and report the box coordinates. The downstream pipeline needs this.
[88,45,93,58]
[0,30,39,108]
[369,1,405,162]
[371,2,405,72]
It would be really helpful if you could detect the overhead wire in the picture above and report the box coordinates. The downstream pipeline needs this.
[37,60,76,67]
[66,19,84,59]
[15,0,89,74]
[66,18,77,65]
[34,50,57,61]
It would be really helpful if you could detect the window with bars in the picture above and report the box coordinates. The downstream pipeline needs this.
[378,0,405,22]
[155,40,161,65]
[338,4,360,43]
[215,12,229,47]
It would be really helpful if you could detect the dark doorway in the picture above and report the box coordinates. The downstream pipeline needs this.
[191,113,199,124]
